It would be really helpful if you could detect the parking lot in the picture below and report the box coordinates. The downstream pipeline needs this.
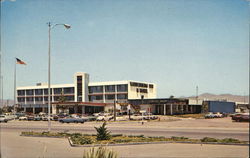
[1,116,249,140]
[1,116,249,158]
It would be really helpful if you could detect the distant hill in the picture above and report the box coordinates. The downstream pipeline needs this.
[185,93,249,104]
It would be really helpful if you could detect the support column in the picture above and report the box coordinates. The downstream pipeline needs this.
[33,107,35,114]
[82,106,85,114]
[74,106,78,114]
[163,104,166,115]
[170,104,173,115]
[52,105,57,114]
[42,107,45,113]
[24,106,27,113]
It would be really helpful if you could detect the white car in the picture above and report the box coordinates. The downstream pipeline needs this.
[96,115,113,121]
[19,116,28,120]
[0,115,8,123]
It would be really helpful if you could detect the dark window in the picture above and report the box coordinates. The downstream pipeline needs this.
[17,90,25,96]
[26,90,34,95]
[77,76,82,82]
[89,95,103,101]
[54,88,62,94]
[117,94,127,100]
[35,97,43,101]
[130,82,138,87]
[26,97,34,102]
[105,85,115,92]
[44,89,48,95]
[43,89,52,95]
[105,94,115,100]
[43,96,52,101]
[140,89,148,93]
[35,89,43,95]
[64,87,74,94]
[149,84,154,88]
[117,85,128,92]
[17,97,25,102]
[65,96,74,101]
[89,86,103,93]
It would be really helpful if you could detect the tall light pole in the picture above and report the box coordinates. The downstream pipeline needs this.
[47,22,70,131]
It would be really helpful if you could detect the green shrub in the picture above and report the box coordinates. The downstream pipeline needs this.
[71,133,82,138]
[171,136,189,140]
[113,139,132,143]
[111,134,123,137]
[201,137,218,142]
[95,122,111,140]
[221,138,241,143]
[71,136,94,145]
[83,147,118,158]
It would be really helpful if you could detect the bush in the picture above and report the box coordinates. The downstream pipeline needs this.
[221,138,241,143]
[111,134,123,137]
[83,147,118,158]
[95,122,111,140]
[71,136,94,145]
[171,136,189,140]
[201,137,218,142]
[71,133,82,137]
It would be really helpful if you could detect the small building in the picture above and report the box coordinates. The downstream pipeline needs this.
[128,98,200,115]
[202,101,235,113]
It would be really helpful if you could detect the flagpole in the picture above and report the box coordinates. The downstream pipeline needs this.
[14,58,16,113]
[48,22,51,132]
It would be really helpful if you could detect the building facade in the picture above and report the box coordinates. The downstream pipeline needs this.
[16,72,157,114]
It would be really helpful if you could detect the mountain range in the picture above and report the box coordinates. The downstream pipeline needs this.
[185,93,249,104]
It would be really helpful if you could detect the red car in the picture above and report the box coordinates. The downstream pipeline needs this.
[231,113,249,122]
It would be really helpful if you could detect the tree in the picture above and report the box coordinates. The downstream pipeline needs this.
[170,95,174,99]
[58,92,66,103]
[94,122,111,140]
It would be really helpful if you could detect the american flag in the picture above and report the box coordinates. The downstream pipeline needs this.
[16,58,27,65]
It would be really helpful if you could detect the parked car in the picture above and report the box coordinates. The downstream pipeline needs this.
[19,116,28,121]
[27,115,34,121]
[34,115,42,121]
[204,112,216,119]
[96,115,113,121]
[52,115,59,121]
[87,115,97,121]
[232,113,249,122]
[58,117,87,123]
[238,113,250,122]
[41,115,53,121]
[214,112,223,118]
[0,115,8,123]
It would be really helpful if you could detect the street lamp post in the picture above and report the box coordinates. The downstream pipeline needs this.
[47,22,70,131]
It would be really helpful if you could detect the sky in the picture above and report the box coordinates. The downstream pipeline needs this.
[1,0,249,100]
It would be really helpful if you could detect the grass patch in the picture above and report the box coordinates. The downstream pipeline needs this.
[21,131,248,145]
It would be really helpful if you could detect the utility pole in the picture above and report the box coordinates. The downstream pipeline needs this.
[113,99,116,121]
[196,86,199,105]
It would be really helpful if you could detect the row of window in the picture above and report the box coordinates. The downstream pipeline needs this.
[130,82,154,88]
[89,85,128,93]
[18,87,75,96]
[136,88,148,93]
[89,94,127,101]
[17,96,74,102]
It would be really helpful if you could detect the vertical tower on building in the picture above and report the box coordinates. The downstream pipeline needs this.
[74,72,89,102]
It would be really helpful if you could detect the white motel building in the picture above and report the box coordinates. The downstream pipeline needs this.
[17,72,157,114]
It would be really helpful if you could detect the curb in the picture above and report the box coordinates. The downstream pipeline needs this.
[20,134,65,138]
[67,137,249,147]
